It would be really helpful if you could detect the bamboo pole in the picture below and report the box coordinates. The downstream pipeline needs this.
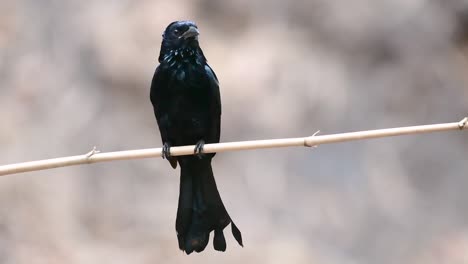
[0,117,466,176]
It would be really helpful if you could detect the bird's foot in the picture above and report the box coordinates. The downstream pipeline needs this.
[194,140,205,159]
[162,142,172,160]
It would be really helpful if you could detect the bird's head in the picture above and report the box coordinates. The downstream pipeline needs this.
[159,20,204,63]
[163,20,200,42]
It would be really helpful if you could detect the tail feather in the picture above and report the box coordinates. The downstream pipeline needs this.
[175,164,193,251]
[213,229,227,251]
[176,157,242,254]
[231,221,243,247]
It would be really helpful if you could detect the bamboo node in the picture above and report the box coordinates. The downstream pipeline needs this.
[304,130,320,148]
[458,117,467,130]
[85,146,100,159]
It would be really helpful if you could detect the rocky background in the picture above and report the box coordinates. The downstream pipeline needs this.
[0,0,467,263]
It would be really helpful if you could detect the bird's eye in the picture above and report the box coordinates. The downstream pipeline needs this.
[174,29,180,35]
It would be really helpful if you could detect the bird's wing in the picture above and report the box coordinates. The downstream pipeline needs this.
[150,65,171,142]
[205,64,222,143]
[150,65,163,121]
[150,65,178,169]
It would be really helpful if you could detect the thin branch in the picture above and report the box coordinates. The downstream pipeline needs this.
[0,117,466,177]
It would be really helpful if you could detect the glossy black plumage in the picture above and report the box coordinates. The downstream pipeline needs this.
[150,21,242,254]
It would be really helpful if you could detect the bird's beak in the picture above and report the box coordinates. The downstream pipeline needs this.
[181,26,200,39]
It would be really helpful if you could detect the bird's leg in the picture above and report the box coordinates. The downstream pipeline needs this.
[163,142,178,169]
[162,142,172,160]
[194,139,205,159]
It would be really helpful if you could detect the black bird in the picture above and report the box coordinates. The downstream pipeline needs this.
[150,21,243,254]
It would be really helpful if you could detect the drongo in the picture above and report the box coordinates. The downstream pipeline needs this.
[150,20,243,254]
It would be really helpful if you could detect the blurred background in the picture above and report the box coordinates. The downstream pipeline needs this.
[0,0,467,263]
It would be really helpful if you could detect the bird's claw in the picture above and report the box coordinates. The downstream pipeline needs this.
[162,142,172,160]
[194,140,205,159]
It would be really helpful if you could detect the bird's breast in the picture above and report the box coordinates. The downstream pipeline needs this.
[163,65,211,110]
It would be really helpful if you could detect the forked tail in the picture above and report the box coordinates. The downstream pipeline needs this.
[176,157,243,254]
